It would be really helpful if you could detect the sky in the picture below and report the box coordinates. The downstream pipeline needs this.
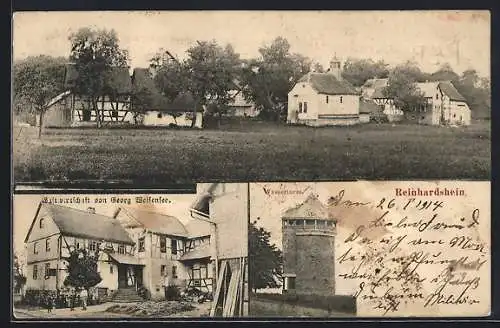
[13,193,196,255]
[12,10,490,77]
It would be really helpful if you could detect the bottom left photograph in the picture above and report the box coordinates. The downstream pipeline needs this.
[12,183,249,319]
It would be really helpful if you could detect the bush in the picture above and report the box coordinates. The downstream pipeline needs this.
[137,286,151,300]
[165,285,181,301]
[23,289,57,307]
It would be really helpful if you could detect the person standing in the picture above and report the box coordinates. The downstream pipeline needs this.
[162,273,171,300]
[80,288,88,310]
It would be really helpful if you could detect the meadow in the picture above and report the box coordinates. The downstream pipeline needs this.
[13,120,491,186]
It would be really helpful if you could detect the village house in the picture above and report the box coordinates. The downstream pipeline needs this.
[113,206,213,300]
[287,57,360,126]
[225,87,260,118]
[40,64,135,128]
[39,65,203,128]
[281,194,337,296]
[131,68,203,128]
[24,203,214,302]
[24,204,136,300]
[414,81,471,126]
[360,78,402,121]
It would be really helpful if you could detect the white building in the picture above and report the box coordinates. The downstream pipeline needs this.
[415,81,471,126]
[287,57,360,126]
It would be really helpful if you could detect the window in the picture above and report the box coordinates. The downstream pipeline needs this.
[96,242,101,251]
[303,102,308,113]
[298,102,303,113]
[89,241,97,251]
[112,110,119,118]
[138,237,145,252]
[171,239,178,255]
[33,242,38,254]
[118,244,125,254]
[33,265,38,280]
[453,114,456,118]
[340,96,343,104]
[157,113,163,119]
[172,265,177,278]
[82,109,91,121]
[161,265,166,276]
[110,265,114,274]
[39,218,44,229]
[45,238,50,252]
[160,236,167,253]
[45,263,50,277]
[326,95,329,104]
[436,94,439,100]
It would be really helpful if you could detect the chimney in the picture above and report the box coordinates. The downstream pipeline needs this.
[87,207,96,214]
[329,55,342,81]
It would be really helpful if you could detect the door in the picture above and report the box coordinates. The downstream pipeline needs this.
[82,109,91,121]
[134,266,143,288]
[118,265,128,288]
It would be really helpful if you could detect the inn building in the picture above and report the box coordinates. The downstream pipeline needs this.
[24,202,214,301]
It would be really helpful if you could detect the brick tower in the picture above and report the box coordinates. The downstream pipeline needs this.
[281,194,337,296]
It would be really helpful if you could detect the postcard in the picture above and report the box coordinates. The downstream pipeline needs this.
[12,10,490,188]
[248,181,490,317]
[12,183,249,319]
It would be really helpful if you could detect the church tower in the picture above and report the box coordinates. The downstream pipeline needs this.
[281,194,337,296]
[328,56,342,81]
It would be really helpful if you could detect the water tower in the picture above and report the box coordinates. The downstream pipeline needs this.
[281,194,337,295]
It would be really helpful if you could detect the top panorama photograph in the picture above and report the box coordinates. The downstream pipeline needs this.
[12,11,491,187]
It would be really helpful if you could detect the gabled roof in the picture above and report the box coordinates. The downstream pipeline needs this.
[438,81,467,101]
[371,87,388,99]
[416,81,440,98]
[25,203,134,245]
[282,194,334,220]
[297,73,359,95]
[363,78,389,89]
[119,207,188,238]
[64,63,132,94]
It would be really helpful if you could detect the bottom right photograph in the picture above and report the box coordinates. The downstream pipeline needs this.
[248,181,490,318]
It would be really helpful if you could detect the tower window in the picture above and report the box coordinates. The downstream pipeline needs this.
[326,96,329,104]
[39,218,45,229]
[340,96,343,104]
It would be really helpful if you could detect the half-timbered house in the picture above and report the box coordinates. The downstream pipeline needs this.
[24,204,136,300]
[41,64,135,127]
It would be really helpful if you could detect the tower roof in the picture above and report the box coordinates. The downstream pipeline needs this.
[282,194,335,220]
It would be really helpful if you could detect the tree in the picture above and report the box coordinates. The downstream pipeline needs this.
[13,253,27,294]
[341,58,390,87]
[240,37,311,121]
[383,63,427,112]
[429,63,460,82]
[68,27,129,128]
[13,55,66,138]
[455,69,491,119]
[63,248,102,290]
[248,219,283,293]
[151,42,241,128]
[312,62,325,73]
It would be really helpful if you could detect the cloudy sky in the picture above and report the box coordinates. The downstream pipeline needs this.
[13,10,490,77]
[13,193,196,254]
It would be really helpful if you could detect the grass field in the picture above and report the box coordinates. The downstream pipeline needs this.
[13,120,491,186]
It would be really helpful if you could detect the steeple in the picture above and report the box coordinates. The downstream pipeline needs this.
[329,54,342,81]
